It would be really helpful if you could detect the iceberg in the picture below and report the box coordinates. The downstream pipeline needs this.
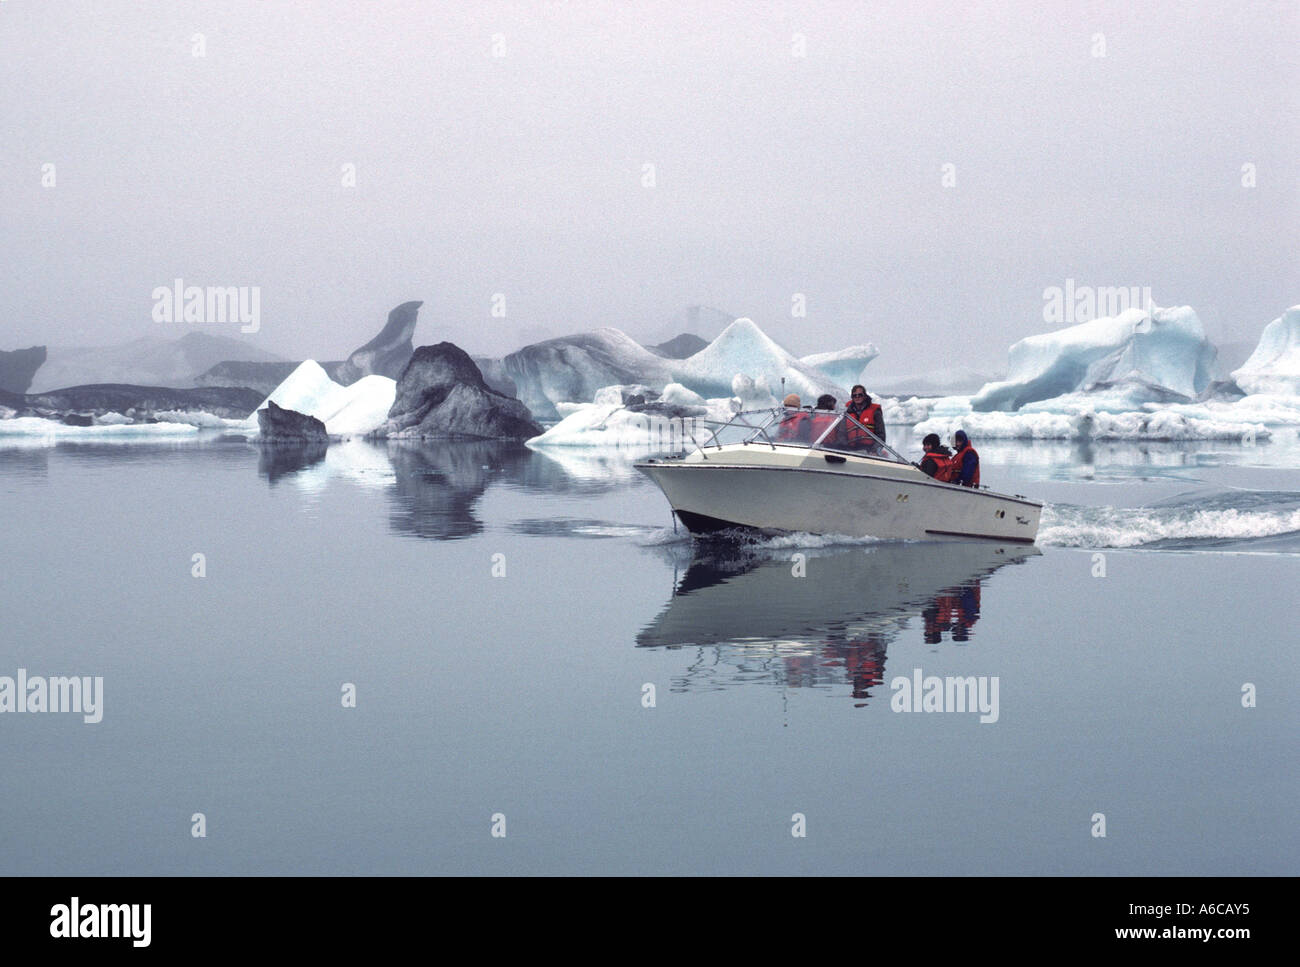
[28,332,284,393]
[528,384,725,449]
[671,318,845,401]
[871,369,999,397]
[971,306,1217,411]
[880,396,936,427]
[250,360,396,438]
[799,344,879,389]
[327,375,399,436]
[503,318,864,420]
[914,406,1270,442]
[1232,306,1300,396]
[0,416,200,445]
[1159,393,1300,427]
[501,329,674,420]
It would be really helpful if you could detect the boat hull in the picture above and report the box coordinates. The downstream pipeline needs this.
[637,446,1041,542]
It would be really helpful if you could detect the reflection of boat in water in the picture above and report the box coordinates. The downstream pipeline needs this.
[637,540,1039,704]
[636,408,1043,542]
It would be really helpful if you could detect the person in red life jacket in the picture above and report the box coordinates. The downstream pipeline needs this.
[949,429,980,487]
[918,432,954,480]
[844,385,885,451]
[776,393,811,443]
[809,393,842,447]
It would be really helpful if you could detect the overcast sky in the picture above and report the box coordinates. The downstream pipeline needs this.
[2,0,1296,376]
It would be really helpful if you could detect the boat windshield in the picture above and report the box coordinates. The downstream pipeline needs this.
[691,407,912,466]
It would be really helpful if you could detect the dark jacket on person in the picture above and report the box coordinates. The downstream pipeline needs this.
[920,444,952,479]
[953,443,979,486]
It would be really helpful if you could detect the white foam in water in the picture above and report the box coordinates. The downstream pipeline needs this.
[687,530,890,550]
[1039,500,1300,548]
[572,524,660,538]
[640,526,695,546]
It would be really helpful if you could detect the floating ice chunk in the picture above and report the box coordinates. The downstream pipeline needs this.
[658,382,705,407]
[872,369,999,397]
[253,360,349,422]
[528,396,732,449]
[672,318,845,401]
[250,360,396,437]
[592,385,626,407]
[153,409,237,428]
[1232,306,1300,396]
[502,318,850,418]
[915,408,1270,441]
[502,329,674,419]
[324,375,397,437]
[0,417,200,445]
[730,373,778,408]
[880,396,935,426]
[800,344,879,388]
[1019,383,1196,414]
[972,306,1217,411]
[1160,393,1300,426]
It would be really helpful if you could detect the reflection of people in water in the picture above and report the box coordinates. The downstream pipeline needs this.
[780,634,888,708]
[922,582,982,644]
[638,541,1034,709]
[820,634,888,707]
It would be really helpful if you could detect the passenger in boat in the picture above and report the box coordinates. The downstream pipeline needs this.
[919,433,954,480]
[844,385,885,450]
[776,393,811,443]
[809,394,841,446]
[950,430,980,487]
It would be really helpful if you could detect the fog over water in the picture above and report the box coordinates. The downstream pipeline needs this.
[2,1,1296,374]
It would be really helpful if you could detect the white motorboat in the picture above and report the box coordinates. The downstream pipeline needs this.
[635,407,1042,543]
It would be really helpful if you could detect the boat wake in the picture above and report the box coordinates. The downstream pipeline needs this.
[1039,489,1300,550]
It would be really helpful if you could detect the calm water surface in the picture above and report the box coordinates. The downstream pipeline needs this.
[1,435,1296,874]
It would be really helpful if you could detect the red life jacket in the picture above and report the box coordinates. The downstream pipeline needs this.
[951,443,980,486]
[776,411,811,442]
[921,449,956,482]
[845,403,882,447]
[809,411,838,442]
